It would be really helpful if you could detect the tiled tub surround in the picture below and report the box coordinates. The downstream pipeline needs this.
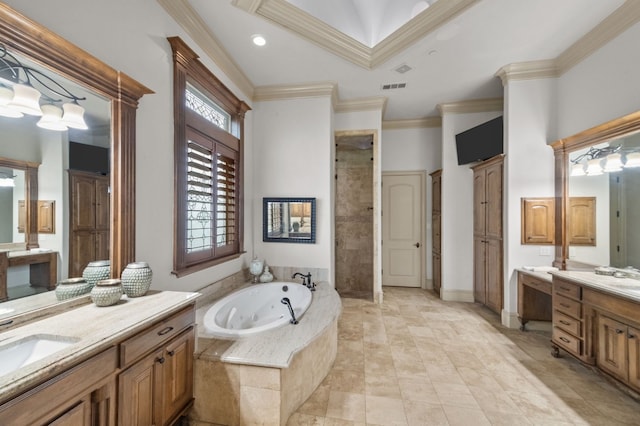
[190,281,341,426]
[0,290,199,403]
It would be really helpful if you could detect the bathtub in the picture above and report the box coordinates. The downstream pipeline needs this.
[202,282,312,338]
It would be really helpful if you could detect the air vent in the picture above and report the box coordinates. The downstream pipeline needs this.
[394,64,412,74]
[381,83,407,90]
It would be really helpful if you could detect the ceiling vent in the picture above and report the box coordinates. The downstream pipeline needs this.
[381,83,407,90]
[394,64,412,74]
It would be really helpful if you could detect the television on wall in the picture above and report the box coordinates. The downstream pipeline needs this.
[69,141,110,175]
[455,116,503,165]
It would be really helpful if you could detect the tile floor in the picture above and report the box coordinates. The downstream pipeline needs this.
[286,287,640,426]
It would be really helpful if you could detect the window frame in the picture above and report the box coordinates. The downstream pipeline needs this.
[169,37,250,277]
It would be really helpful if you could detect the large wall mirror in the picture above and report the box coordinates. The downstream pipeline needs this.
[263,197,316,243]
[552,110,640,271]
[0,3,151,318]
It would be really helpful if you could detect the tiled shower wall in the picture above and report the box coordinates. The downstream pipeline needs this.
[335,144,373,299]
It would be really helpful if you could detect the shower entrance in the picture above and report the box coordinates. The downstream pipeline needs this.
[334,131,374,300]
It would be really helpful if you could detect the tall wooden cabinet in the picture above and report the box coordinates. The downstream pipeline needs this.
[69,171,110,277]
[430,170,442,295]
[472,156,503,314]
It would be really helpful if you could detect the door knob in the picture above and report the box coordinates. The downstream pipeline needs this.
[414,242,420,248]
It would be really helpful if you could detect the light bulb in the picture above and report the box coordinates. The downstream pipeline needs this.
[586,158,603,176]
[8,83,42,116]
[624,152,640,168]
[570,163,586,176]
[37,104,68,131]
[0,86,23,118]
[60,102,88,129]
[603,153,623,172]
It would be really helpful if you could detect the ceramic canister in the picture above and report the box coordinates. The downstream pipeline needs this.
[90,278,123,307]
[82,260,111,289]
[55,277,91,301]
[121,262,153,297]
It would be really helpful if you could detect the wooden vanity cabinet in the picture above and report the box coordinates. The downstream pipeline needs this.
[551,278,590,361]
[0,347,118,426]
[118,306,195,426]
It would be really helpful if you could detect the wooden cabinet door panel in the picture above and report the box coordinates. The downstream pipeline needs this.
[95,179,110,230]
[38,200,55,234]
[473,237,486,304]
[432,252,441,294]
[568,197,596,246]
[162,328,194,425]
[71,176,97,230]
[485,162,503,239]
[473,172,486,237]
[597,316,628,381]
[48,399,91,425]
[70,232,96,278]
[628,325,640,391]
[485,239,503,314]
[119,349,163,426]
[521,198,555,244]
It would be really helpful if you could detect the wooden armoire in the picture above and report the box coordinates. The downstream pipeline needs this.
[472,155,503,314]
[69,170,110,277]
[430,169,442,295]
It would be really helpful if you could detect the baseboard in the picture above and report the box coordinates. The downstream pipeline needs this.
[440,289,474,302]
[374,290,384,304]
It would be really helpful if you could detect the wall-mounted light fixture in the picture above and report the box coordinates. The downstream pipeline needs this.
[570,145,640,176]
[0,43,88,131]
[0,171,15,187]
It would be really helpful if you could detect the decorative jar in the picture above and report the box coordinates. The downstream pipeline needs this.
[90,278,123,307]
[121,262,153,297]
[259,266,274,283]
[250,258,264,283]
[82,260,111,289]
[55,277,91,301]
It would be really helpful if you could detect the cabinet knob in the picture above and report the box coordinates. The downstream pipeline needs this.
[414,242,420,248]
[167,350,175,357]
[156,357,165,364]
[629,334,636,339]
[158,326,174,336]
[615,329,624,334]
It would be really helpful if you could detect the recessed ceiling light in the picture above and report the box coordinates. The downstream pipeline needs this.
[252,34,266,47]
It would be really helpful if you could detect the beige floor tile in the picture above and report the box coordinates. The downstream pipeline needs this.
[322,418,365,426]
[364,395,408,425]
[365,374,402,398]
[441,405,490,426]
[324,369,365,394]
[403,400,449,426]
[325,391,366,423]
[286,412,325,426]
[297,384,330,417]
[397,377,439,404]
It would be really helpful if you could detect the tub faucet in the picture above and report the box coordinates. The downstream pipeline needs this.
[292,272,315,291]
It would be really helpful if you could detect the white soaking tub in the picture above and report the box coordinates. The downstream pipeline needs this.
[202,282,312,338]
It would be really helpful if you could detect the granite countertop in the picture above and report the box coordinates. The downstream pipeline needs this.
[196,281,342,369]
[0,290,199,404]
[551,270,640,303]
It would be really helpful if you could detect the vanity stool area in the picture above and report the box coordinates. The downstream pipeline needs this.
[518,269,640,396]
[0,291,199,426]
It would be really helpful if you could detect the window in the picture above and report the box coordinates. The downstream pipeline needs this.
[169,37,250,276]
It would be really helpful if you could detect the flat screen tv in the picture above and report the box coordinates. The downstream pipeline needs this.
[69,141,109,175]
[455,116,503,165]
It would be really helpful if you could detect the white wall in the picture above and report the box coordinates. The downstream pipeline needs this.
[252,97,333,279]
[440,111,502,302]
[558,22,640,138]
[382,126,442,283]
[4,0,255,292]
[502,77,556,326]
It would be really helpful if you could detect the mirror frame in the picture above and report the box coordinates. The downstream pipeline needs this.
[263,197,317,244]
[551,110,640,270]
[0,4,153,277]
[0,157,38,248]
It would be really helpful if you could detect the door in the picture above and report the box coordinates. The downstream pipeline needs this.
[382,172,424,287]
[119,349,163,426]
[597,316,628,381]
[628,325,640,390]
[162,329,194,424]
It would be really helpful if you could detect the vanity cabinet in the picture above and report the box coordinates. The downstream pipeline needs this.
[118,306,195,426]
[594,312,640,392]
[551,278,588,361]
[0,347,118,426]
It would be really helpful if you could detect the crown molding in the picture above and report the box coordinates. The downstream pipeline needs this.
[437,97,503,115]
[234,0,478,70]
[157,0,254,98]
[556,0,640,74]
[253,82,337,102]
[382,117,442,130]
[335,97,387,114]
[494,60,558,85]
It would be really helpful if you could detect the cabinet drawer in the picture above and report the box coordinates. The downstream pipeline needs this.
[553,310,581,337]
[521,275,551,295]
[554,279,581,300]
[553,327,581,355]
[553,294,581,318]
[120,306,195,367]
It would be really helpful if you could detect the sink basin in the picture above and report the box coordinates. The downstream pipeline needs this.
[0,335,78,377]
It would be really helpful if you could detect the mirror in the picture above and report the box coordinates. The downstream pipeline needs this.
[263,197,316,243]
[552,110,640,270]
[0,3,151,319]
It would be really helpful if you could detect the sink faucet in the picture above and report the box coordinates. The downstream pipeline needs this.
[292,272,315,291]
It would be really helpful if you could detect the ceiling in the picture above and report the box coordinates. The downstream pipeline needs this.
[173,0,630,121]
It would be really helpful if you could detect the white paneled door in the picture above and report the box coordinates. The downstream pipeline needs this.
[382,172,424,287]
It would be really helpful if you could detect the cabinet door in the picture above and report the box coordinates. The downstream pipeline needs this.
[568,197,596,246]
[431,173,441,214]
[48,399,91,425]
[628,325,640,391]
[432,252,441,295]
[484,238,503,314]
[95,178,110,230]
[432,213,441,252]
[70,231,96,278]
[71,175,97,230]
[162,328,195,425]
[484,162,503,239]
[38,200,56,234]
[95,230,110,262]
[521,198,555,245]
[597,316,628,381]
[119,349,164,426]
[473,237,486,304]
[473,172,486,237]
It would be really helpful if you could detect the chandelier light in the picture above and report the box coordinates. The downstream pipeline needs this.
[570,144,640,177]
[603,153,623,173]
[625,152,640,168]
[585,158,603,176]
[0,42,88,131]
[0,172,15,187]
